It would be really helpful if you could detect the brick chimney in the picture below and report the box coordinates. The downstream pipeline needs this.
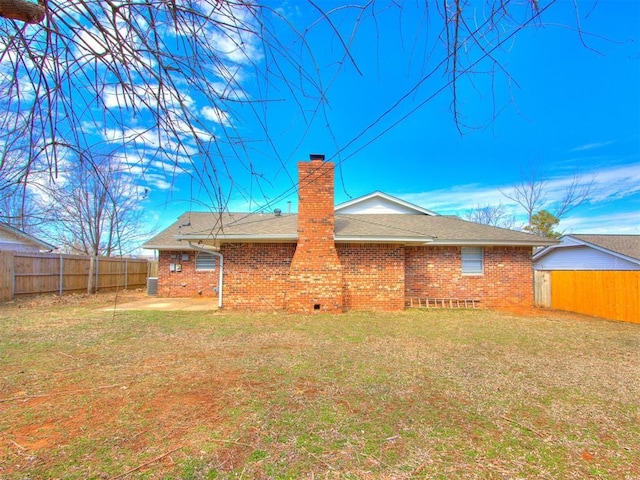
[288,155,343,313]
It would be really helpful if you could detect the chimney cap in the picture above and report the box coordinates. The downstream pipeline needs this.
[309,153,325,161]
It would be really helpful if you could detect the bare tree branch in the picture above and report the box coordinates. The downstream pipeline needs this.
[501,165,548,226]
[42,151,154,259]
[0,0,45,24]
[554,172,594,219]
[465,202,518,229]
[502,166,594,230]
[1,0,587,241]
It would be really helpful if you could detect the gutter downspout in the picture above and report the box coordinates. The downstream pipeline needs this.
[188,242,223,309]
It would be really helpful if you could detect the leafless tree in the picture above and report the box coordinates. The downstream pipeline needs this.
[1,0,560,218]
[0,143,53,234]
[42,151,152,292]
[501,165,548,227]
[501,165,593,228]
[554,172,594,219]
[465,202,517,229]
[0,182,45,231]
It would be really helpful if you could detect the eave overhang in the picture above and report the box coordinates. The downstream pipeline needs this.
[335,236,435,245]
[429,239,558,247]
[143,235,556,251]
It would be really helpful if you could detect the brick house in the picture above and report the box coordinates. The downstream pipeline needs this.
[143,157,556,313]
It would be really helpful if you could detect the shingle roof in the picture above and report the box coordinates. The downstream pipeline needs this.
[335,214,551,244]
[142,211,556,249]
[570,234,640,261]
[143,212,298,249]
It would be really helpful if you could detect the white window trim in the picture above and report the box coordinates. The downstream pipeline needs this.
[461,247,484,275]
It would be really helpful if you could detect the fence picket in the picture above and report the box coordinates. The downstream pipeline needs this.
[1,252,149,301]
[550,270,640,324]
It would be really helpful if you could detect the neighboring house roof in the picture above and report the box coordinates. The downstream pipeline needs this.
[0,222,55,252]
[570,234,640,261]
[533,234,640,270]
[143,204,556,251]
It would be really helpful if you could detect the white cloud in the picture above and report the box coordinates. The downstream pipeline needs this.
[401,184,513,216]
[140,173,174,191]
[561,211,640,235]
[201,106,231,127]
[400,162,640,233]
[584,163,640,203]
[102,125,205,160]
[149,159,190,175]
[102,84,195,113]
[568,141,615,152]
[275,1,303,19]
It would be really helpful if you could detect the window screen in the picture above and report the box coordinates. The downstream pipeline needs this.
[461,247,483,274]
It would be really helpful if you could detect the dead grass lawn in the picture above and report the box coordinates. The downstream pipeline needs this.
[1,294,639,479]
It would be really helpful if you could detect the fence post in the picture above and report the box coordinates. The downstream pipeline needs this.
[0,252,15,302]
[12,253,15,301]
[59,255,64,296]
[95,256,99,293]
[125,259,128,290]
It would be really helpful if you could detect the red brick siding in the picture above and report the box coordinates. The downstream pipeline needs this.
[288,160,343,313]
[158,243,534,310]
[221,243,295,310]
[157,250,219,298]
[338,243,405,311]
[405,246,534,308]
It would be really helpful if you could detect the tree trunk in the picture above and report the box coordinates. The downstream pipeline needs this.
[87,255,97,294]
[0,0,46,24]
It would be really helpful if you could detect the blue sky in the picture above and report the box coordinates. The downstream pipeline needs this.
[142,0,640,235]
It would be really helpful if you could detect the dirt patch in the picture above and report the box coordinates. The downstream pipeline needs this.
[2,371,236,478]
[492,304,603,320]
[2,290,147,309]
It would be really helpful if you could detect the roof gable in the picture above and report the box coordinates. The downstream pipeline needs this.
[334,192,437,215]
[0,222,55,252]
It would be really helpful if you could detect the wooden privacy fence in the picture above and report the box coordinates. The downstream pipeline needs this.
[535,270,640,324]
[0,252,149,302]
[534,270,552,308]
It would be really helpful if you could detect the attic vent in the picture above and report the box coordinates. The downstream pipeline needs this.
[274,208,282,216]
[309,153,325,161]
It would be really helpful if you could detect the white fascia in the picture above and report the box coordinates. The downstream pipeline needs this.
[335,236,435,244]
[175,234,298,244]
[430,239,558,247]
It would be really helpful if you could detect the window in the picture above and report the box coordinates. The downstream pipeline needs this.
[195,252,217,271]
[461,247,483,274]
